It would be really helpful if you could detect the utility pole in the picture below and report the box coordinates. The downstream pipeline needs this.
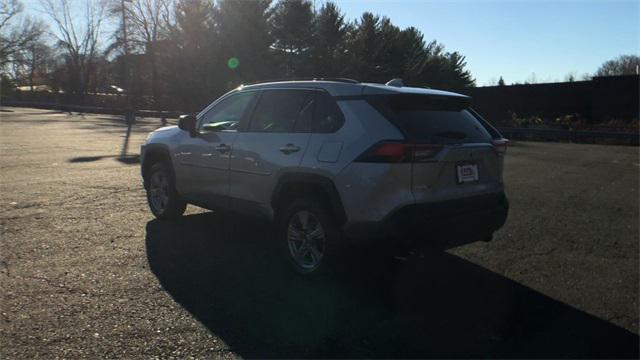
[121,0,134,124]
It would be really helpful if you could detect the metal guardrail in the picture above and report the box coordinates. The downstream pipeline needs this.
[497,127,639,145]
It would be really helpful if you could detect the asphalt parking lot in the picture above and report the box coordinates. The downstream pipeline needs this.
[1,106,638,358]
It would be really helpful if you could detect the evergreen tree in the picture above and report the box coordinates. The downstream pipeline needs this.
[498,76,505,86]
[4,0,481,110]
[344,13,475,88]
[310,2,349,77]
[446,51,474,88]
[394,27,428,83]
[214,0,272,85]
[269,0,314,77]
[165,0,214,110]
[417,41,475,89]
[374,17,403,82]
[171,0,212,52]
[345,12,381,81]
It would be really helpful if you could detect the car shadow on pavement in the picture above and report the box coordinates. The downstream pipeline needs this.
[145,212,639,358]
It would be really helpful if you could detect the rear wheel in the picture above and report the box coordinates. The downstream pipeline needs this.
[145,162,186,219]
[278,197,342,275]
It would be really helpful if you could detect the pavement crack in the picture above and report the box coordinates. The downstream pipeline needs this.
[0,260,9,277]
[81,185,140,194]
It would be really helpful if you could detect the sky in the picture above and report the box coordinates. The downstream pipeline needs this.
[334,0,640,85]
[22,0,640,86]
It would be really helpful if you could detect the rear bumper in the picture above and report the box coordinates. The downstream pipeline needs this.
[344,192,509,248]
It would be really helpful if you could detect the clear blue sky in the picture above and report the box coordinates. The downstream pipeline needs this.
[333,0,639,85]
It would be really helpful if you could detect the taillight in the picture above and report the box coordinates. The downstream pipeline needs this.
[492,138,510,156]
[355,141,442,163]
[412,144,443,162]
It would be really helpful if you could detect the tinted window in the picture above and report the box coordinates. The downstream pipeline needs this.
[199,91,256,131]
[293,92,315,132]
[368,95,492,144]
[313,92,344,133]
[248,90,315,132]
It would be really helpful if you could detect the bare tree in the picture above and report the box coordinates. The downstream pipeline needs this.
[104,0,173,105]
[26,41,55,91]
[9,37,54,91]
[40,0,106,97]
[125,0,173,104]
[525,72,537,84]
[564,71,577,82]
[596,55,640,77]
[0,0,46,70]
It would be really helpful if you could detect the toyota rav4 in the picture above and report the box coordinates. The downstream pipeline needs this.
[141,79,509,275]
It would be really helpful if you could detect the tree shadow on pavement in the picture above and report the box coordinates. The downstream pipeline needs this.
[68,119,139,164]
[145,212,639,358]
[68,154,139,164]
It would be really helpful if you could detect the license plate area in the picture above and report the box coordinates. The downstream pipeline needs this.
[457,163,479,184]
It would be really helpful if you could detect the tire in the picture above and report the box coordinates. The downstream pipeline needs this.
[145,162,187,220]
[277,196,342,275]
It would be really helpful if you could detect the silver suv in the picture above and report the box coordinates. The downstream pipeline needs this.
[141,79,509,274]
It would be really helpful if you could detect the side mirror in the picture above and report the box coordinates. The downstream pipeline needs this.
[178,114,197,135]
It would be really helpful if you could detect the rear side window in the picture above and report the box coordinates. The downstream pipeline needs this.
[368,95,492,144]
[248,90,315,132]
[313,91,344,133]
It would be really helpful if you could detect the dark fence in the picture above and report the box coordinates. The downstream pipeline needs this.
[497,127,639,146]
[0,91,185,112]
[0,99,182,119]
[2,91,129,109]
[5,75,638,125]
[460,75,640,125]
[3,75,639,145]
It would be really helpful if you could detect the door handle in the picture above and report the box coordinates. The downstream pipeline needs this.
[215,144,231,153]
[279,144,301,154]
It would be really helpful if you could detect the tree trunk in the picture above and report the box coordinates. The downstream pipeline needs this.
[149,44,160,108]
[29,45,36,92]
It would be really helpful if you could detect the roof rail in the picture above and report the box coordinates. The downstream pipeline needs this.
[385,78,404,87]
[313,77,360,83]
[244,77,360,85]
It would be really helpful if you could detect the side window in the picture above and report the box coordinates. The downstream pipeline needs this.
[293,92,315,132]
[313,91,344,133]
[248,90,315,133]
[198,91,256,132]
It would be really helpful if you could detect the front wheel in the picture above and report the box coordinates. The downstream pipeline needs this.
[145,162,187,220]
[277,198,342,275]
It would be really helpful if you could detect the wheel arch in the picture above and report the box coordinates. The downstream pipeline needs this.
[141,144,174,186]
[271,172,347,226]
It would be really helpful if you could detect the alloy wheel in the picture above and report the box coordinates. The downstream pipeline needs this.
[287,210,326,271]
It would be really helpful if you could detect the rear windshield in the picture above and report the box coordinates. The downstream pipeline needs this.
[368,95,493,144]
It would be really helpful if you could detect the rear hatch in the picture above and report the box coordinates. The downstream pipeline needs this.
[366,94,507,203]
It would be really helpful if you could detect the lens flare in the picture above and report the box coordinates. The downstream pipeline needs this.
[227,57,239,69]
